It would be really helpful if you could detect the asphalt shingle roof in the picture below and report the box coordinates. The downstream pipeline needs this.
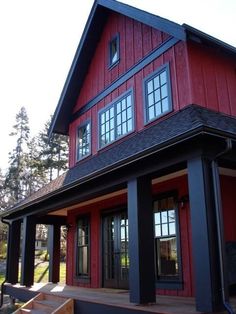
[3,105,236,215]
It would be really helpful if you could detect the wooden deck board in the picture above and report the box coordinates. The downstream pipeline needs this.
[4,283,235,314]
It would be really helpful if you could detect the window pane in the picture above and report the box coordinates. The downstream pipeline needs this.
[161,211,168,223]
[162,97,169,112]
[147,80,153,93]
[154,89,161,102]
[148,106,155,120]
[161,84,168,98]
[127,119,132,132]
[154,212,160,224]
[168,210,175,222]
[162,223,168,236]
[127,107,132,119]
[122,110,127,121]
[148,93,154,106]
[155,225,161,237]
[117,102,121,113]
[101,113,105,124]
[157,237,177,276]
[169,222,176,235]
[117,125,122,136]
[126,95,132,108]
[154,76,160,89]
[155,102,162,116]
[160,71,167,85]
[122,123,127,134]
[110,129,115,142]
[121,99,126,111]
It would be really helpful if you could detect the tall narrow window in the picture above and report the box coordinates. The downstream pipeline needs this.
[99,91,133,148]
[77,217,90,277]
[144,64,172,123]
[109,34,119,67]
[77,121,91,161]
[153,196,181,282]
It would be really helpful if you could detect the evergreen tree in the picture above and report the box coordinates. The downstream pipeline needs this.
[4,107,30,203]
[0,168,7,211]
[38,118,68,182]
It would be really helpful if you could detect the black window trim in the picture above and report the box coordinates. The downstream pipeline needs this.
[153,191,183,290]
[98,89,135,150]
[143,63,173,125]
[75,215,91,280]
[108,33,120,69]
[76,119,91,162]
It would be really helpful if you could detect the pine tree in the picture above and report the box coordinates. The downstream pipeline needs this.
[4,106,30,203]
[38,118,68,182]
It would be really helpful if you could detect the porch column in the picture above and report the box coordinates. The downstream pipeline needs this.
[127,176,156,304]
[20,216,36,287]
[6,220,21,284]
[48,224,61,283]
[187,156,223,312]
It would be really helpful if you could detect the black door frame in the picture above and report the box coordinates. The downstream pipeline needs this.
[102,209,129,289]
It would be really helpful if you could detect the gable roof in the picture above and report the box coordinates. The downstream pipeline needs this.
[49,0,236,137]
[3,105,236,220]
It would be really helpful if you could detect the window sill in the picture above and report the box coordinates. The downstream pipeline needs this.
[74,276,90,284]
[108,59,120,70]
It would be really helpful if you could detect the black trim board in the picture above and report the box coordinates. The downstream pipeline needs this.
[71,37,179,122]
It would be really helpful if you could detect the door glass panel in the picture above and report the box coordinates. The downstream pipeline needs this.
[104,216,115,280]
[120,214,129,281]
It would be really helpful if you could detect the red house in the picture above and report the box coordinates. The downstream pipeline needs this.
[1,0,236,313]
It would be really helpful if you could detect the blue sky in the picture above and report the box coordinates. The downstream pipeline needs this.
[0,0,235,172]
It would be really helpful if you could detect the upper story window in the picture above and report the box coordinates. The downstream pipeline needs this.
[76,121,91,161]
[144,64,172,123]
[109,34,119,67]
[99,91,134,149]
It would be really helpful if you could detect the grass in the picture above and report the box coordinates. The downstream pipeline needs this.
[0,272,5,284]
[0,261,66,285]
[34,262,66,283]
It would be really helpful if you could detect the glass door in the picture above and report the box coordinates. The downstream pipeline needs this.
[103,211,129,289]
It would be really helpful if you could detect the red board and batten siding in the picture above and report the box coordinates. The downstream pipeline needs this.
[187,41,236,116]
[73,12,170,114]
[69,15,191,167]
[66,175,194,297]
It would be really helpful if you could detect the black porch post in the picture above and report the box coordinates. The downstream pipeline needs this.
[127,176,156,304]
[6,220,21,284]
[187,156,223,312]
[48,224,61,283]
[20,216,36,287]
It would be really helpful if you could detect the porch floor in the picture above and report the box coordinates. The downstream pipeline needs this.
[4,282,236,314]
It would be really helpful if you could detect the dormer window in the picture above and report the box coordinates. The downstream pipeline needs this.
[76,121,91,161]
[109,34,119,67]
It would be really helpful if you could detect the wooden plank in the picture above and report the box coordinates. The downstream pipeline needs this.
[52,298,74,314]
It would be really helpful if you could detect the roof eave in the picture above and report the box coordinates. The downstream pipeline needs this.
[183,23,236,55]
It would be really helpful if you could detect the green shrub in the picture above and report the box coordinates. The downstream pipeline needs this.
[0,241,7,259]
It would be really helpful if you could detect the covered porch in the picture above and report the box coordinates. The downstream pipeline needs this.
[2,106,236,313]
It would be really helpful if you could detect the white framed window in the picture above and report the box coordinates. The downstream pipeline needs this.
[76,121,91,161]
[144,64,172,123]
[99,91,134,148]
